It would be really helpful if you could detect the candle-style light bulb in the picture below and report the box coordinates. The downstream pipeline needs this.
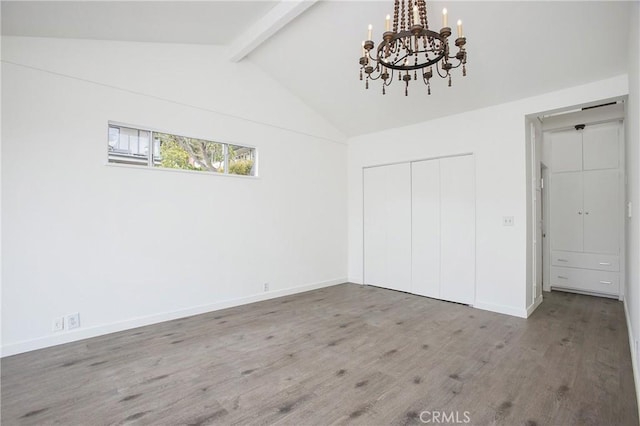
[413,6,420,25]
[368,24,373,40]
[457,19,463,37]
[442,8,448,27]
[385,14,391,31]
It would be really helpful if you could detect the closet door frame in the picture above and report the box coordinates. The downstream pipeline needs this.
[616,123,626,301]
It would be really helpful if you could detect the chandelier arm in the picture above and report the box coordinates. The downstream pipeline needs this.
[435,62,449,79]
[368,74,384,81]
[384,71,394,86]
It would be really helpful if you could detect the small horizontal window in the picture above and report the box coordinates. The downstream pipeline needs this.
[108,124,257,176]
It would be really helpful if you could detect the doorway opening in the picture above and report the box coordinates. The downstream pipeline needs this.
[526,97,627,315]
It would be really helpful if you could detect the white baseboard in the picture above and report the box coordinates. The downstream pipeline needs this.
[473,300,528,318]
[348,276,363,285]
[1,278,346,358]
[623,299,640,420]
[526,294,544,317]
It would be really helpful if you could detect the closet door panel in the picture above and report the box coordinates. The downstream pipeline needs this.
[363,164,412,292]
[583,169,620,254]
[363,166,387,287]
[583,124,619,171]
[551,130,582,173]
[411,160,440,298]
[550,172,583,252]
[384,163,412,292]
[439,155,475,305]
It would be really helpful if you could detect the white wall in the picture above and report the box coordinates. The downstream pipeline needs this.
[625,0,640,406]
[1,37,348,356]
[0,30,3,352]
[348,75,628,318]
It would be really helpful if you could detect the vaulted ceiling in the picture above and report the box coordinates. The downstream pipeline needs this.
[1,1,632,137]
[1,1,279,45]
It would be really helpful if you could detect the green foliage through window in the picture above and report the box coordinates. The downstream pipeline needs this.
[108,124,256,176]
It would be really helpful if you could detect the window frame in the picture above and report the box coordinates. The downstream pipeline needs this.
[106,121,259,178]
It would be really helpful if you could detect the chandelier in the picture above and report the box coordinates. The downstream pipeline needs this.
[358,0,467,96]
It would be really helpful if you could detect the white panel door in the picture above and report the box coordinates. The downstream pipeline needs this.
[363,166,387,287]
[583,169,620,254]
[363,163,412,292]
[551,130,582,173]
[411,159,440,298]
[384,163,412,292]
[439,155,475,305]
[550,172,583,252]
[583,123,619,170]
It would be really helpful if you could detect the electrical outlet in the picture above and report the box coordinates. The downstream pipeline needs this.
[52,317,64,332]
[502,216,515,226]
[66,313,80,330]
[264,283,269,292]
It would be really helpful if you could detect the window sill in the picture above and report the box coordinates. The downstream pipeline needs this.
[104,162,260,180]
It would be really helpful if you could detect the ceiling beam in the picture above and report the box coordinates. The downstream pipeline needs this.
[228,0,318,62]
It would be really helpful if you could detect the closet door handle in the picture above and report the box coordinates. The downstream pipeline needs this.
[599,281,612,285]
[585,211,590,215]
[599,262,611,266]
[578,211,582,215]
[557,259,568,262]
[558,275,568,279]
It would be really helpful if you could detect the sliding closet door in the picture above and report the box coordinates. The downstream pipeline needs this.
[363,163,412,292]
[411,160,440,298]
[439,155,475,304]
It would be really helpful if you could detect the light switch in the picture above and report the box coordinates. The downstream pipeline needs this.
[503,216,514,226]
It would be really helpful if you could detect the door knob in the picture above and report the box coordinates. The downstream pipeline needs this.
[578,211,582,215]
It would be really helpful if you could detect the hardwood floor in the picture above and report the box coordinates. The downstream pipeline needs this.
[2,284,638,425]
